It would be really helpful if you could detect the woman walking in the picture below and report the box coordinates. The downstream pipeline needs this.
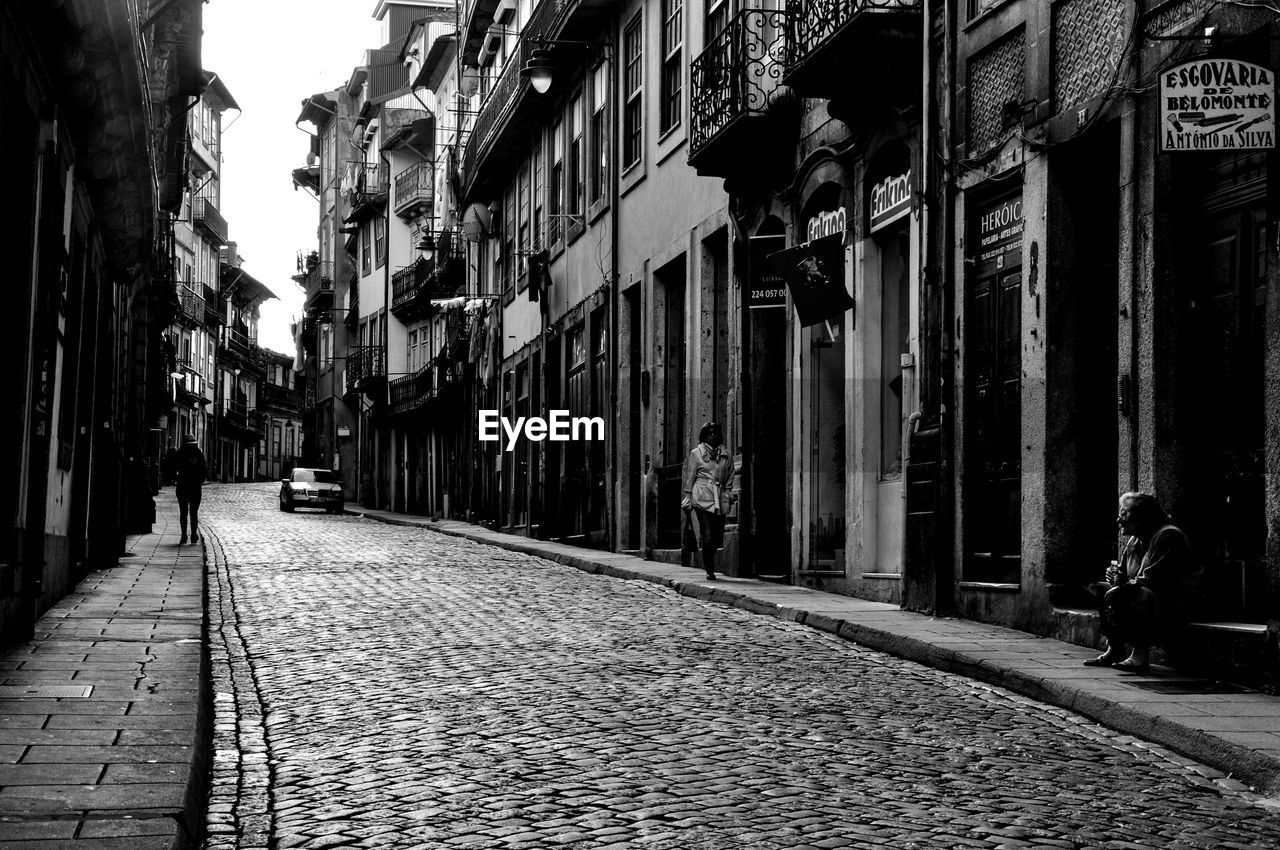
[681,422,734,580]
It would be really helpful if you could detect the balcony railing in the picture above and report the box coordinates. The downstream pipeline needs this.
[784,0,921,95]
[202,283,225,325]
[193,195,228,244]
[177,286,204,326]
[391,260,426,311]
[303,261,335,308]
[347,345,386,390]
[393,161,434,216]
[462,0,567,199]
[689,9,791,172]
[261,381,302,411]
[390,362,436,414]
[346,162,388,212]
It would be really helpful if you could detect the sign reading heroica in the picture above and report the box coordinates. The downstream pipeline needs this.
[975,195,1022,276]
[1160,59,1275,151]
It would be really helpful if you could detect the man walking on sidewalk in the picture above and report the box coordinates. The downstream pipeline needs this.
[174,432,207,545]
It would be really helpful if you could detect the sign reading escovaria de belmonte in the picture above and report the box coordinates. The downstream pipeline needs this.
[1160,59,1275,152]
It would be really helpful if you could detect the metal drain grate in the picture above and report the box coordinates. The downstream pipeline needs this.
[0,685,94,699]
[1126,680,1253,695]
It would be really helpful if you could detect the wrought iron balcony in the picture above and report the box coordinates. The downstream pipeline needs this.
[261,381,302,412]
[390,362,437,415]
[688,9,796,180]
[391,260,427,316]
[783,0,921,100]
[177,286,204,327]
[202,283,225,325]
[303,260,335,311]
[347,345,387,393]
[193,195,228,245]
[431,229,466,296]
[221,326,266,374]
[461,0,568,202]
[392,161,434,218]
[345,162,388,220]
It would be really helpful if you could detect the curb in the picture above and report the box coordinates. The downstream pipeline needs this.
[346,507,1280,798]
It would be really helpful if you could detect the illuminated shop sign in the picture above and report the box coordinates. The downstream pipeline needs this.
[1160,59,1275,151]
[870,169,912,234]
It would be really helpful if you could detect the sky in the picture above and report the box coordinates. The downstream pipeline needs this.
[202,0,385,356]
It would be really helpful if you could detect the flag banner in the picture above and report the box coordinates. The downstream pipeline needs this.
[766,232,853,327]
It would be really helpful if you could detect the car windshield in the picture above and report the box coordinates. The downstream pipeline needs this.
[293,470,338,484]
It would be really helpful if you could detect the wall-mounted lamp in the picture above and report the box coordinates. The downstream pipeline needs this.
[519,38,606,95]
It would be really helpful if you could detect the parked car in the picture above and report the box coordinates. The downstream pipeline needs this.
[280,468,345,514]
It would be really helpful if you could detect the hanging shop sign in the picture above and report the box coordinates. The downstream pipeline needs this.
[748,234,788,309]
[767,232,854,327]
[806,207,847,242]
[1160,59,1275,152]
[974,193,1023,276]
[869,169,913,234]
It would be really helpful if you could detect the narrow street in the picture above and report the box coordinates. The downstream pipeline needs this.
[199,483,1280,849]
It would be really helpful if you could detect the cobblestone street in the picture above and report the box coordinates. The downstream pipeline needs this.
[200,483,1280,849]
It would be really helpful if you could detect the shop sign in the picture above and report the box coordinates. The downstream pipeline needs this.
[337,426,351,437]
[1160,59,1275,151]
[870,169,913,234]
[975,194,1023,275]
[767,232,854,327]
[748,234,787,309]
[806,207,847,242]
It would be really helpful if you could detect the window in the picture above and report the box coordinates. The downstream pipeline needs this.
[504,189,516,298]
[623,14,644,169]
[590,64,608,206]
[660,0,683,134]
[569,92,585,217]
[518,163,531,287]
[374,217,386,268]
[408,330,417,371]
[533,143,544,249]
[550,121,564,244]
[705,0,730,45]
[361,221,372,275]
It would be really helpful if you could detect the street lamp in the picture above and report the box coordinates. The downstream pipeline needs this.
[519,39,605,95]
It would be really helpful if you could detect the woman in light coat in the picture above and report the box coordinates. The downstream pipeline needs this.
[681,422,734,580]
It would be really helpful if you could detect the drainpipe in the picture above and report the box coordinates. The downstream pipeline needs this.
[608,24,621,552]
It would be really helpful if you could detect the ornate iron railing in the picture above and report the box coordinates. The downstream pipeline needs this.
[393,161,434,213]
[261,381,302,411]
[346,162,388,209]
[390,361,436,413]
[785,0,921,73]
[462,0,568,189]
[193,194,228,244]
[178,286,204,325]
[392,260,426,309]
[201,283,225,325]
[689,9,791,159]
[348,345,386,386]
[305,261,335,294]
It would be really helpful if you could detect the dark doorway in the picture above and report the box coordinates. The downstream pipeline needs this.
[747,221,790,579]
[1176,152,1268,621]
[964,192,1023,585]
[656,258,687,550]
[1044,126,1121,595]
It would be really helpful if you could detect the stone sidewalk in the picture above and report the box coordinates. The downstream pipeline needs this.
[0,490,209,848]
[347,505,1280,801]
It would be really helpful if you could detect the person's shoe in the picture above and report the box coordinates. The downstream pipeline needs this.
[1082,648,1126,667]
[178,534,187,546]
[1114,649,1150,673]
[705,571,717,581]
[191,531,199,543]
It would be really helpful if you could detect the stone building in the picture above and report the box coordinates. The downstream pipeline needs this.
[0,0,204,644]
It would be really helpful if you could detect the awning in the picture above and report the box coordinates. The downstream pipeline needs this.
[766,232,854,327]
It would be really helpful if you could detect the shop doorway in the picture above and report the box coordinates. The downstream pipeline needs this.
[1177,153,1268,621]
[808,317,846,569]
[964,192,1023,585]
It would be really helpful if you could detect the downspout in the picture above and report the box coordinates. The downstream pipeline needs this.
[937,0,959,615]
[381,147,393,511]
[608,25,621,551]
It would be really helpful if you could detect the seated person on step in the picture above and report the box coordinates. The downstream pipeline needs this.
[1082,492,1204,674]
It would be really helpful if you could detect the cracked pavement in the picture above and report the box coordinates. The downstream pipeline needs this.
[199,483,1280,849]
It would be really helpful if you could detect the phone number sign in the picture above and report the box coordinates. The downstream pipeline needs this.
[1160,59,1275,152]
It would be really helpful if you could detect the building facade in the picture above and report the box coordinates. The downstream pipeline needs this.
[293,0,1280,679]
[1,0,204,645]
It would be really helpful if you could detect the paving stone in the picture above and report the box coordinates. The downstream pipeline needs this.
[198,484,1280,849]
